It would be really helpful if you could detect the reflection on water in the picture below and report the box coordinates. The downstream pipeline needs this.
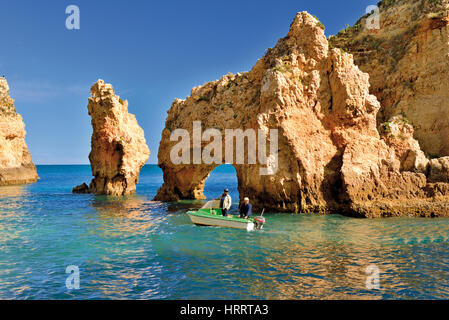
[0,185,30,247]
[1,166,449,300]
[244,215,449,299]
[0,185,28,212]
[0,184,28,198]
[90,196,167,233]
[81,196,170,299]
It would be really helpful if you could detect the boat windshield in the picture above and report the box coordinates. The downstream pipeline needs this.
[201,200,220,209]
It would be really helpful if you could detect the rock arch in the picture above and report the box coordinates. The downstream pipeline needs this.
[154,12,449,217]
[154,13,351,213]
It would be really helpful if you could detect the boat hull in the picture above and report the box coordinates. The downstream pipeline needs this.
[188,213,255,231]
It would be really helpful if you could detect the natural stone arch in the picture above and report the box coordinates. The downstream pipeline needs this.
[154,12,449,217]
[155,132,283,206]
[203,164,239,199]
[152,13,356,213]
[154,13,346,213]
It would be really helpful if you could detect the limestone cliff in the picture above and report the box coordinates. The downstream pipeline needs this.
[0,77,38,185]
[329,0,449,158]
[155,12,449,217]
[73,80,150,196]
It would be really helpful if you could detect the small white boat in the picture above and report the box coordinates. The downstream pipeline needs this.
[187,200,266,231]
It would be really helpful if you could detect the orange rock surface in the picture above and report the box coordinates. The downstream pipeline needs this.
[0,77,38,185]
[329,0,449,158]
[155,12,449,217]
[73,80,150,196]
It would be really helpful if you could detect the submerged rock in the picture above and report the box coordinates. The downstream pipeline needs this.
[155,12,449,217]
[0,77,38,185]
[72,183,89,194]
[73,80,150,196]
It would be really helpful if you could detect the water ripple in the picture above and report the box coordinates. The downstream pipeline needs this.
[1,166,449,299]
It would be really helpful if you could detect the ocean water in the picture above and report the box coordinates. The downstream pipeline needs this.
[1,164,449,300]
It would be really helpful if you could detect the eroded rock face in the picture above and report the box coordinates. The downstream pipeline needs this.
[73,80,150,196]
[428,157,449,183]
[329,0,449,158]
[379,115,428,173]
[0,78,38,185]
[155,12,449,217]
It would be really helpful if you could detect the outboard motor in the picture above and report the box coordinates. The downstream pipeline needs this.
[253,216,266,230]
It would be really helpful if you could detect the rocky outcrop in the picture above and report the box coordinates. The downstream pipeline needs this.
[155,12,449,217]
[428,157,449,183]
[379,115,428,173]
[73,80,150,196]
[329,0,449,158]
[0,77,38,185]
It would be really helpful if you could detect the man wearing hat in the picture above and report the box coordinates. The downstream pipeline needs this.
[239,197,252,219]
[218,188,232,217]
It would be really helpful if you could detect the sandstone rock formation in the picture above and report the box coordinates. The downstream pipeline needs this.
[329,0,449,158]
[73,80,150,196]
[428,157,449,183]
[379,115,428,173]
[155,12,449,217]
[0,77,38,185]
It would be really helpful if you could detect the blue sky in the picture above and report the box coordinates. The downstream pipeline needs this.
[0,0,373,164]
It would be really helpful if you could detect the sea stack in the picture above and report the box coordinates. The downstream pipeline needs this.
[155,12,449,217]
[0,77,38,185]
[73,80,150,196]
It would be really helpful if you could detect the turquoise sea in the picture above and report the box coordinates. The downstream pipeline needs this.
[1,164,449,300]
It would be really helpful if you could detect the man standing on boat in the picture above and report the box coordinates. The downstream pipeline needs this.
[218,188,232,217]
[239,197,252,219]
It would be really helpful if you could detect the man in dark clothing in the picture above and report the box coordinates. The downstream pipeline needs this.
[239,197,252,219]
